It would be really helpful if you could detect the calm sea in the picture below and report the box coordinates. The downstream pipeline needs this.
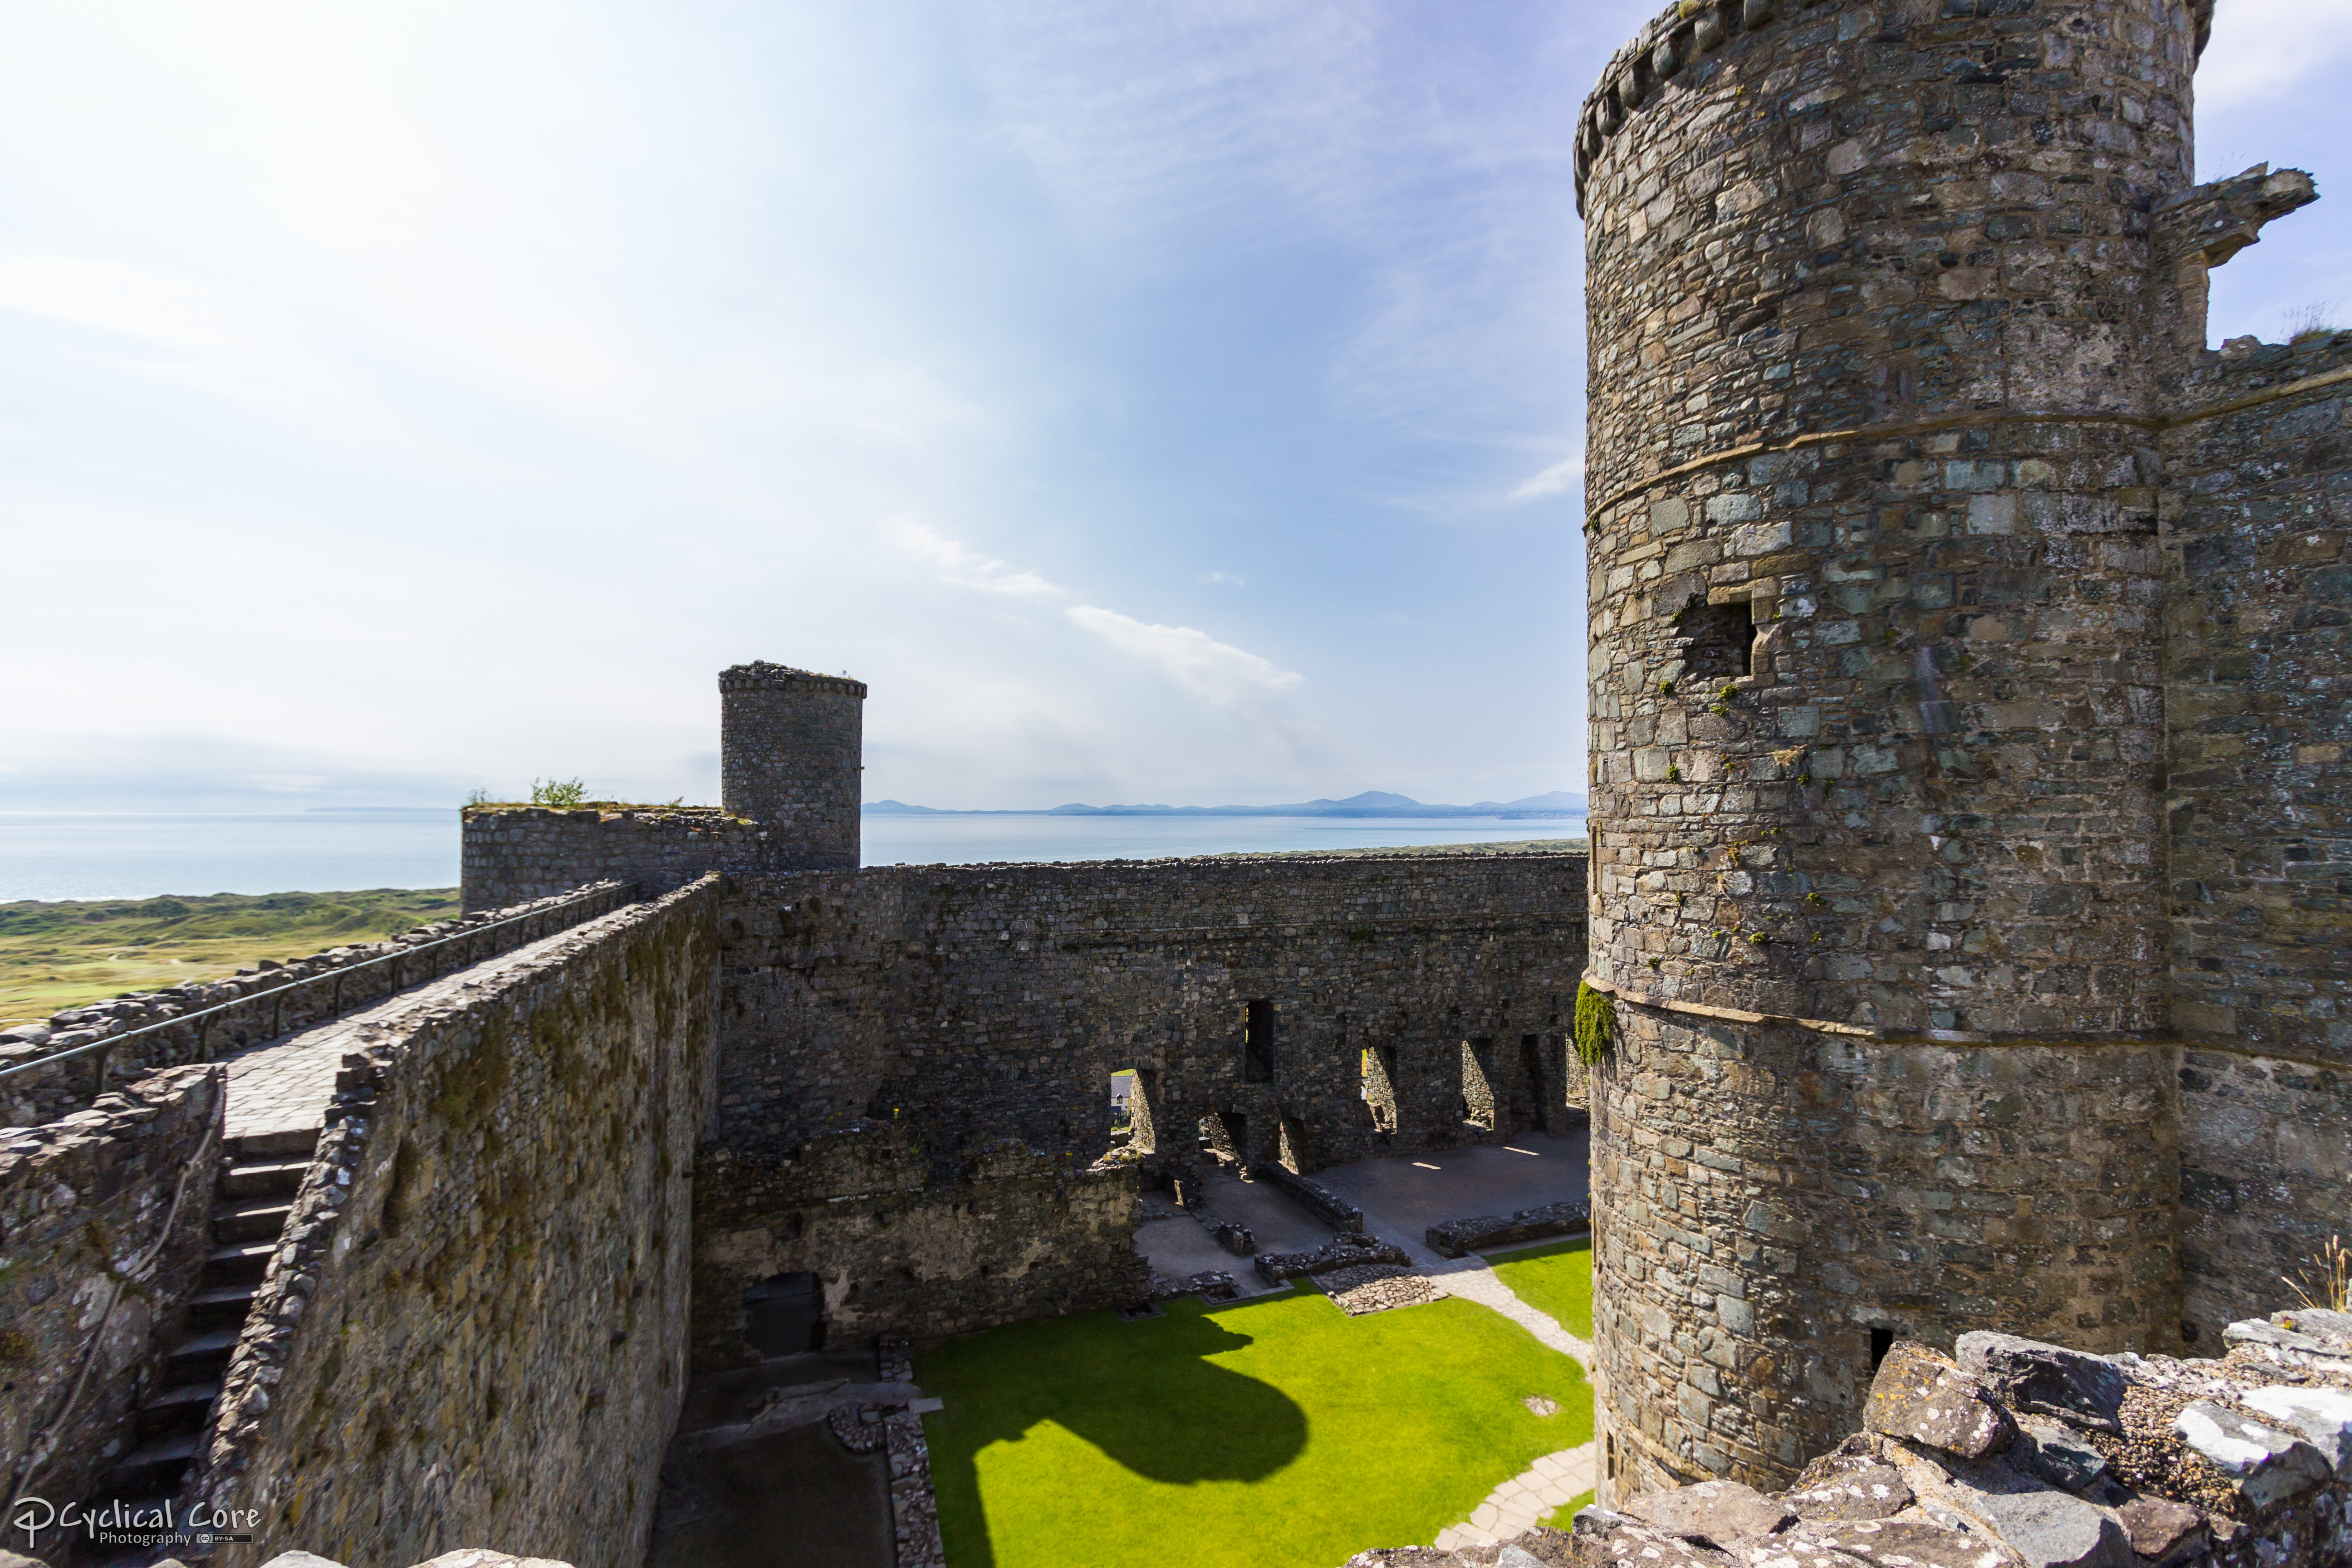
[0,811,1586,903]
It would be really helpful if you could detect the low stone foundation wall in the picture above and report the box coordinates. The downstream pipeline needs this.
[1426,1199,1591,1259]
[689,1126,1147,1367]
[183,878,720,1568]
[1265,1167,1363,1233]
[0,1064,222,1548]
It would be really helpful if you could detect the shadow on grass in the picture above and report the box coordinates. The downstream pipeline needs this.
[922,1303,1308,1568]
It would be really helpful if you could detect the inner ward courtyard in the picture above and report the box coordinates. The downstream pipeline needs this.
[648,1127,1601,1568]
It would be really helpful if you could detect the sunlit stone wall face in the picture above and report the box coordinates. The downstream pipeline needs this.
[1576,0,2206,1499]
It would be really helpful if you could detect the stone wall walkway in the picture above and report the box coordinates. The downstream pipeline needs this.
[221,911,642,1149]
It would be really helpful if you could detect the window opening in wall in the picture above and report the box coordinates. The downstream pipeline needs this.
[1109,1069,1136,1140]
[1606,1432,1617,1481]
[1461,1038,1496,1131]
[1869,1327,1895,1374]
[1243,999,1275,1083]
[1674,593,1755,681]
[743,1270,824,1358]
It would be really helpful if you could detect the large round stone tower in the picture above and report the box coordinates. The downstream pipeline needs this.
[1579,0,2207,1500]
[719,662,866,871]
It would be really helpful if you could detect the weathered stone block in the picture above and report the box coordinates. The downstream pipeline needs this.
[1862,1342,2016,1460]
[1623,1480,1796,1544]
[1954,1332,2126,1433]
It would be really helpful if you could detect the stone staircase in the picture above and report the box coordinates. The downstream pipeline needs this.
[93,1127,317,1526]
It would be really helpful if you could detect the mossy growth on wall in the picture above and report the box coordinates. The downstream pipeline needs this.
[1573,981,1615,1068]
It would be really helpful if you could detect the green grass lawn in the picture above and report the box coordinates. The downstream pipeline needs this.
[916,1286,1592,1568]
[0,889,462,1029]
[1486,1237,1593,1341]
[1546,1490,1597,1529]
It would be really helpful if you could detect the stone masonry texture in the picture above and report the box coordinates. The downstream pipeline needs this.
[718,662,864,872]
[1577,0,2348,1505]
[184,880,719,1568]
[2,7,2345,1529]
[691,851,1589,1365]
[0,1064,220,1539]
[2161,328,2352,1343]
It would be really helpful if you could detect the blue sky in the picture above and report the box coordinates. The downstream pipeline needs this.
[3,0,2345,813]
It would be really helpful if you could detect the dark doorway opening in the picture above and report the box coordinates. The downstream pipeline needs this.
[745,1271,825,1358]
[1868,1326,1895,1374]
[1514,1033,1547,1131]
[1243,1000,1275,1082]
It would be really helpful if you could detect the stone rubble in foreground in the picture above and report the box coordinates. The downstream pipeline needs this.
[1343,1307,2352,1568]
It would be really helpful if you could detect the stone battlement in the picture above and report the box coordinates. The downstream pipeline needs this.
[716,659,868,698]
[1571,0,2219,215]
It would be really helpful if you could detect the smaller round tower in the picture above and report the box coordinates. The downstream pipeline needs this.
[719,662,866,872]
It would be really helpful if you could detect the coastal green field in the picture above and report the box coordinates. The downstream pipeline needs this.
[0,888,462,1029]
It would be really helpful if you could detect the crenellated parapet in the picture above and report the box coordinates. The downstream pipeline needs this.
[1572,0,2217,216]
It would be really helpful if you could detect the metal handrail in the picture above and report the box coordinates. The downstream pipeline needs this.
[0,883,630,1096]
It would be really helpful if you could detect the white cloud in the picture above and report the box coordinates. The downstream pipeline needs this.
[1066,605,1302,705]
[1195,569,1246,586]
[897,521,1061,596]
[1508,454,1583,503]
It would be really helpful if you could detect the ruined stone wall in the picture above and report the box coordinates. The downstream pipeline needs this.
[459,805,766,913]
[691,1126,1144,1368]
[1588,1012,2179,1499]
[691,851,1587,1363]
[1579,0,2210,1501]
[187,880,720,1568]
[716,852,1588,1167]
[0,1064,220,1538]
[2161,330,2352,1341]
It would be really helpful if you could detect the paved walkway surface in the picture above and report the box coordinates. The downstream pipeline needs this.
[1435,1440,1598,1551]
[220,915,628,1148]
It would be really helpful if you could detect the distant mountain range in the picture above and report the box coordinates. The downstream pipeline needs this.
[863,789,1586,819]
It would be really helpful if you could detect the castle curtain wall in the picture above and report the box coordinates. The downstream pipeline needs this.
[689,852,1588,1365]
[2161,333,2352,1340]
